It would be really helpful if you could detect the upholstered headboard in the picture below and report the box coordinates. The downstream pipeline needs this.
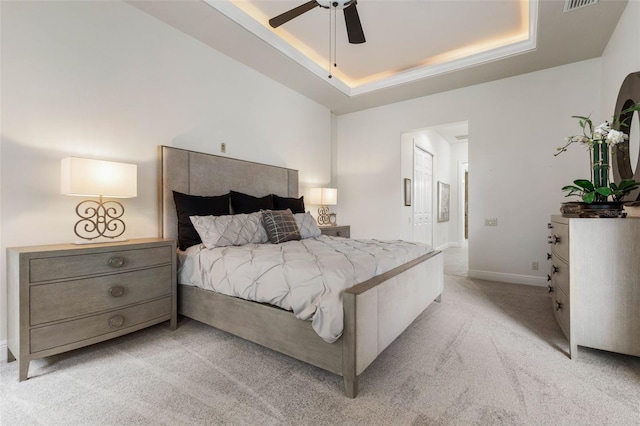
[159,146,299,240]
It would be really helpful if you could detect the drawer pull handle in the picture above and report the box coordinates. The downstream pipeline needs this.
[108,315,125,328]
[547,252,552,260]
[547,223,553,229]
[108,256,125,268]
[548,235,560,245]
[109,286,125,297]
[548,285,554,293]
[555,301,563,311]
[547,274,552,282]
[552,265,559,274]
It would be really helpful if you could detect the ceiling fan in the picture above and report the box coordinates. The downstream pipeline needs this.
[269,0,366,44]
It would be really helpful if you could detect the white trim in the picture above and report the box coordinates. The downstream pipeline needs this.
[0,341,7,362]
[205,0,539,97]
[468,269,547,287]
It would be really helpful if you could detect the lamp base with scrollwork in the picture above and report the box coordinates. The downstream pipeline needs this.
[317,206,337,226]
[72,196,128,244]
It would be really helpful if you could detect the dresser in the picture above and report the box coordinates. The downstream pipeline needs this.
[6,238,177,381]
[548,215,640,359]
[320,225,350,238]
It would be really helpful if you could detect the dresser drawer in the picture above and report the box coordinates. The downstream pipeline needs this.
[30,265,172,325]
[549,221,568,262]
[552,286,570,339]
[29,246,172,283]
[550,254,569,295]
[30,297,172,353]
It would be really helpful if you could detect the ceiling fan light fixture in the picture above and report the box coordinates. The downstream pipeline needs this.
[316,0,354,10]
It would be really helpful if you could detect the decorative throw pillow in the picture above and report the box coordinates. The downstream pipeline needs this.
[294,212,321,239]
[173,191,230,250]
[272,194,305,214]
[230,191,274,214]
[190,212,268,248]
[261,209,301,244]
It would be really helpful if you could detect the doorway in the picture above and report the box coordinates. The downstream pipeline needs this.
[413,146,433,246]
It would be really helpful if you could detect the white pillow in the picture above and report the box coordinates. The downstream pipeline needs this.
[294,212,321,239]
[190,212,268,248]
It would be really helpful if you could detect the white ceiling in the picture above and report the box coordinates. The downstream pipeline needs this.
[128,0,627,115]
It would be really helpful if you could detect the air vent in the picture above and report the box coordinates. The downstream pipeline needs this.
[564,0,598,12]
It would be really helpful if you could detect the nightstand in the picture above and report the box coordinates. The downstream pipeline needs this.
[6,238,176,381]
[320,225,350,238]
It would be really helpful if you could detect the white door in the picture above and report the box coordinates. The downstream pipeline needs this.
[413,145,433,246]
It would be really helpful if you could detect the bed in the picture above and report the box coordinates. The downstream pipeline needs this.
[159,145,444,397]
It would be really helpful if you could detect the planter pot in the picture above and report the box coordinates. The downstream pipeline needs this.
[578,201,626,218]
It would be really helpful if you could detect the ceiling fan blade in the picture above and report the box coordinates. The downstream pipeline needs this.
[343,2,365,44]
[269,1,319,28]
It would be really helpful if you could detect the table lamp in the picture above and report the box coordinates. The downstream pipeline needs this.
[61,157,137,243]
[309,187,337,226]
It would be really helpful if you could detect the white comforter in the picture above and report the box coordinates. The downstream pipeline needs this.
[178,235,433,343]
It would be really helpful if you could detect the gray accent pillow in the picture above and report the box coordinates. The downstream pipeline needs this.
[261,209,301,244]
[294,212,321,239]
[190,212,268,248]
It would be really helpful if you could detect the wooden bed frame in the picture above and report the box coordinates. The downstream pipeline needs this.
[159,146,444,397]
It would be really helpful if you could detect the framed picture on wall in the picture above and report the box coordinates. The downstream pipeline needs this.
[437,181,450,222]
[404,178,412,206]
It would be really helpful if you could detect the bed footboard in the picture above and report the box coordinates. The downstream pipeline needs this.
[342,250,444,397]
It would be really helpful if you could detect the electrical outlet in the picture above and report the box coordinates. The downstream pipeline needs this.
[484,218,498,226]
[532,261,539,271]
[220,143,226,153]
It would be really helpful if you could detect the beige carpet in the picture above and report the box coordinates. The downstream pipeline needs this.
[2,272,640,425]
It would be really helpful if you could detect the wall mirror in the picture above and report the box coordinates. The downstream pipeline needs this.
[629,110,639,175]
[613,71,640,203]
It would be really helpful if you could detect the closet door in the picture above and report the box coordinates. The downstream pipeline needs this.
[413,146,433,246]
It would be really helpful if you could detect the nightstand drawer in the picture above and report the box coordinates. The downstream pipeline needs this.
[30,265,172,325]
[30,297,172,353]
[320,225,350,238]
[552,285,570,339]
[29,246,172,283]
[549,221,568,263]
[550,255,569,295]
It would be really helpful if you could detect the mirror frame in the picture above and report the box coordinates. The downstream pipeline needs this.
[613,71,640,203]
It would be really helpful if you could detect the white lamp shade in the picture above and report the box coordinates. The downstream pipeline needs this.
[61,157,137,198]
[309,187,337,205]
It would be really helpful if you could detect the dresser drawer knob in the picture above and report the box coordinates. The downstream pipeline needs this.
[552,265,559,274]
[548,285,554,293]
[555,301,563,311]
[109,286,125,297]
[108,256,125,268]
[108,315,125,328]
[547,274,552,282]
[547,252,552,260]
[547,223,553,229]
[548,235,560,245]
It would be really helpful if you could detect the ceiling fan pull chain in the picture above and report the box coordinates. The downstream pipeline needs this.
[328,4,332,78]
[333,6,337,69]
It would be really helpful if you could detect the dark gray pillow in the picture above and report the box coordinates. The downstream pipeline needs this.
[173,191,230,250]
[230,191,274,214]
[261,209,301,244]
[272,194,305,214]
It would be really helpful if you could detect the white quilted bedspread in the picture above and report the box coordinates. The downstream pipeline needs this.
[178,235,433,343]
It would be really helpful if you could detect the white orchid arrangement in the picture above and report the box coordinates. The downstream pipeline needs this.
[556,116,628,155]
[555,103,640,204]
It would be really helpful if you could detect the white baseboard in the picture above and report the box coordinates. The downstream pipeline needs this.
[435,242,460,251]
[467,269,548,287]
[0,340,7,362]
